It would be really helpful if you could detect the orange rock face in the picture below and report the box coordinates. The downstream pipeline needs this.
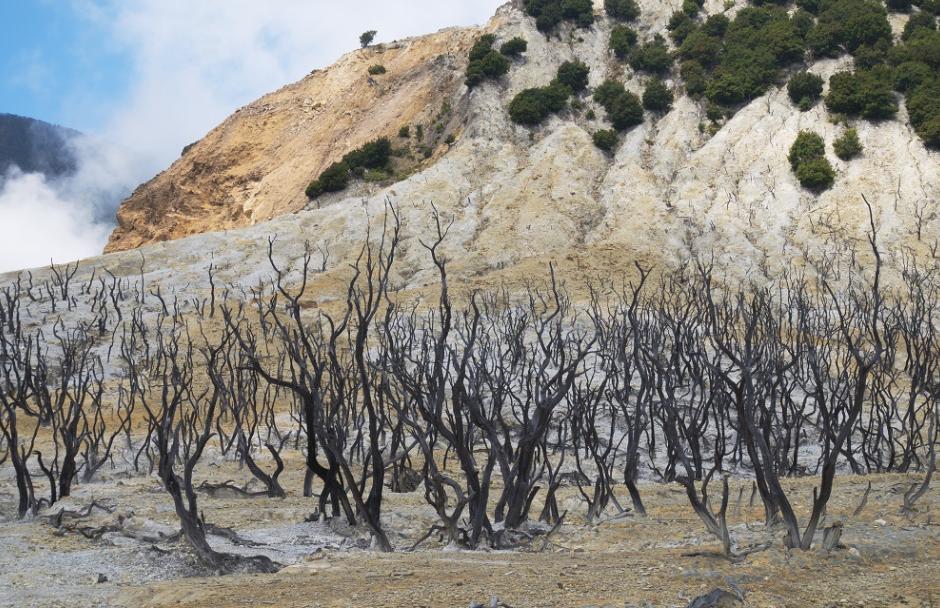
[105,26,481,253]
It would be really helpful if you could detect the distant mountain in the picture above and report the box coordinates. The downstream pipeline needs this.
[0,113,80,179]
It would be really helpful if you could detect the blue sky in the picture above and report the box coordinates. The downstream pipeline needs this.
[1,1,504,144]
[0,1,130,131]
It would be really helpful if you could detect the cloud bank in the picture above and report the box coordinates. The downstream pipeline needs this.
[2,0,503,273]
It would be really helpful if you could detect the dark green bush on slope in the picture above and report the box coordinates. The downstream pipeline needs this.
[806,0,891,57]
[643,78,674,112]
[466,35,511,88]
[787,71,824,108]
[629,35,674,74]
[834,127,863,159]
[789,130,834,191]
[306,138,392,199]
[500,37,528,57]
[670,6,805,108]
[593,129,620,153]
[610,25,638,59]
[556,60,591,93]
[605,0,640,21]
[593,79,644,130]
[825,66,898,119]
[524,0,594,33]
[509,83,571,125]
[788,130,826,170]
[796,157,837,191]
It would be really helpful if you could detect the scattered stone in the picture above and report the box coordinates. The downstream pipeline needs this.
[95,573,108,584]
[687,588,742,608]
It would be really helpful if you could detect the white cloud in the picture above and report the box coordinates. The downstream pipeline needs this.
[0,169,112,273]
[88,0,505,167]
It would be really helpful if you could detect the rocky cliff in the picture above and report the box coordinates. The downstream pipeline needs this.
[82,0,939,295]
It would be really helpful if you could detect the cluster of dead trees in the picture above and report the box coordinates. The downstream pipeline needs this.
[1,204,938,572]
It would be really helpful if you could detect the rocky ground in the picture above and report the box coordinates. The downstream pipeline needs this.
[1,451,938,608]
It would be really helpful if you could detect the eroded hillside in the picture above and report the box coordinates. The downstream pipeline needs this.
[97,0,938,296]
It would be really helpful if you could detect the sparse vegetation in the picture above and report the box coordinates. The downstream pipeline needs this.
[500,37,528,58]
[466,34,511,88]
[642,78,674,112]
[834,127,863,159]
[789,130,835,191]
[610,25,638,59]
[825,66,898,120]
[305,137,392,199]
[509,83,571,126]
[368,64,387,75]
[360,30,377,48]
[787,71,824,109]
[605,0,640,21]
[523,0,595,33]
[593,128,620,153]
[628,35,674,74]
[594,79,644,130]
[556,60,591,94]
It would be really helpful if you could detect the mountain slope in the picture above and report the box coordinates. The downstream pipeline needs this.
[0,113,79,179]
[105,25,480,252]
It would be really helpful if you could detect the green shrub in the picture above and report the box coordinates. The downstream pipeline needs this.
[610,25,638,59]
[629,35,674,74]
[593,80,644,130]
[398,126,410,138]
[593,129,620,153]
[368,64,386,75]
[703,14,730,37]
[500,37,528,57]
[825,67,898,119]
[469,35,497,62]
[887,0,913,12]
[343,138,392,171]
[902,11,937,41]
[833,127,863,159]
[306,161,350,198]
[788,130,835,192]
[852,43,889,69]
[594,79,627,107]
[907,78,940,147]
[605,0,640,21]
[466,35,511,88]
[556,60,590,93]
[607,91,644,129]
[360,30,377,48]
[788,130,826,170]
[807,0,892,57]
[524,0,595,32]
[683,0,703,17]
[642,78,674,112]
[787,71,824,107]
[363,168,392,182]
[306,137,392,199]
[681,60,707,96]
[796,156,836,191]
[679,30,724,67]
[791,9,816,39]
[508,83,571,126]
[795,0,821,14]
[893,61,933,92]
[697,6,805,107]
[889,29,940,69]
[668,11,696,45]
